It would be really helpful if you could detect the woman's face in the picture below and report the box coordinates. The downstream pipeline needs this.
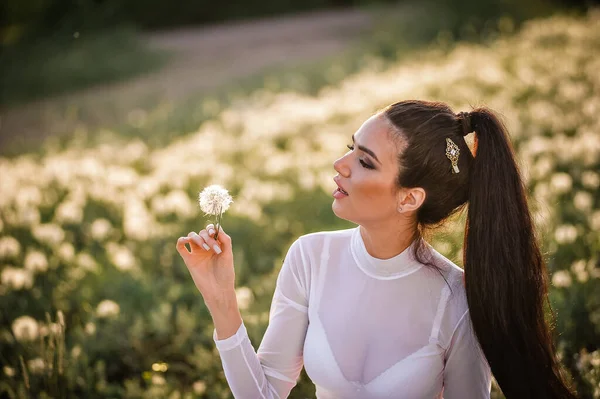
[332,114,404,225]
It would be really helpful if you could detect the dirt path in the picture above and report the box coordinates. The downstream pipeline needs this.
[0,8,373,154]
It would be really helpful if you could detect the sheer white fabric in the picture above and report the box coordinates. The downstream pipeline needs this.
[213,227,492,398]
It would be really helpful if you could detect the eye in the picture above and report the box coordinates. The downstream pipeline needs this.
[346,144,374,170]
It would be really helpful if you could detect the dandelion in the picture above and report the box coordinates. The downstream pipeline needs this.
[573,191,593,212]
[581,171,599,189]
[151,374,166,385]
[0,236,21,259]
[96,300,120,318]
[71,345,82,359]
[12,316,39,342]
[27,358,46,374]
[193,380,207,395]
[84,322,96,335]
[90,218,112,241]
[24,250,49,273]
[32,224,65,247]
[198,184,233,240]
[550,173,573,194]
[1,267,34,290]
[76,252,98,273]
[152,362,168,372]
[235,287,254,310]
[552,270,572,288]
[554,224,578,244]
[57,242,75,262]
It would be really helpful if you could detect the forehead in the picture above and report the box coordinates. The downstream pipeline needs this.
[354,114,399,166]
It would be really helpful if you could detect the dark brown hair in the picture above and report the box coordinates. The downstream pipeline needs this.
[383,100,576,398]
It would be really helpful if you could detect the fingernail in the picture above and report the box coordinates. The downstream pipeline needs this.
[209,228,215,236]
[202,243,210,251]
[213,244,222,254]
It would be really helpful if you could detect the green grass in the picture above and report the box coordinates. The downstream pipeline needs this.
[0,6,598,398]
[0,26,169,107]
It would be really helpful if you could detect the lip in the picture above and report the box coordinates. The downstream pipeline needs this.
[333,177,349,195]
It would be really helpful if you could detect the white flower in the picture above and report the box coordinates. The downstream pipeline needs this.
[57,242,75,262]
[107,243,137,272]
[235,287,254,310]
[12,315,39,342]
[76,252,98,273]
[554,224,578,244]
[0,236,21,259]
[71,345,82,359]
[32,224,65,247]
[55,201,83,224]
[581,171,599,189]
[90,218,112,241]
[198,185,233,215]
[96,300,120,318]
[151,374,166,385]
[193,380,207,395]
[552,270,572,288]
[550,173,573,194]
[1,267,34,290]
[24,250,49,273]
[573,191,593,211]
[85,322,96,335]
[591,211,600,231]
[27,358,46,374]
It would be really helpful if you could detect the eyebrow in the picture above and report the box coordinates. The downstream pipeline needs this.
[352,134,381,165]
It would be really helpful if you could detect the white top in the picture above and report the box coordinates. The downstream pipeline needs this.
[213,227,492,398]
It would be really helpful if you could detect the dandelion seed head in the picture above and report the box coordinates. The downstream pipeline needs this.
[198,184,233,215]
[96,300,120,318]
[552,270,572,288]
[12,315,39,342]
[193,380,207,395]
[27,358,46,374]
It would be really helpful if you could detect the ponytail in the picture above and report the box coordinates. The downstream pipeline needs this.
[464,108,576,398]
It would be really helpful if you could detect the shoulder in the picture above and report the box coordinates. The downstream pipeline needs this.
[284,227,354,267]
[425,244,470,331]
[288,227,354,255]
[426,244,465,285]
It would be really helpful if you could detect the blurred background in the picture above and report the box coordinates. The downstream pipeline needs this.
[1,0,599,397]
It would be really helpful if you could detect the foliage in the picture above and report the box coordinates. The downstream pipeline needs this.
[0,27,168,107]
[1,8,599,399]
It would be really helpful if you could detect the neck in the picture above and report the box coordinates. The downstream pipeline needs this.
[358,219,417,260]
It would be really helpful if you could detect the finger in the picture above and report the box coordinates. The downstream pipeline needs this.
[176,237,192,260]
[199,230,222,254]
[188,231,210,251]
[205,223,216,237]
[213,224,231,247]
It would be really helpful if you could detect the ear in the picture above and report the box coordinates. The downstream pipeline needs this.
[397,187,426,213]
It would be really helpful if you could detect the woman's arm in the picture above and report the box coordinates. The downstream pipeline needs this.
[213,238,310,398]
[442,310,492,399]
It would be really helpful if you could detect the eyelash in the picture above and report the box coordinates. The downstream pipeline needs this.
[346,144,374,169]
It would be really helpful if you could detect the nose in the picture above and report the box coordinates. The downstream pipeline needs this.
[333,154,350,177]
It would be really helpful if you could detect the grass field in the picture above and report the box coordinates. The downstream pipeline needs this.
[0,5,598,399]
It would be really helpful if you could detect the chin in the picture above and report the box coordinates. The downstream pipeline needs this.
[332,201,352,223]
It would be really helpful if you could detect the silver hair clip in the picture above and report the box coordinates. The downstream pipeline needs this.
[445,138,460,174]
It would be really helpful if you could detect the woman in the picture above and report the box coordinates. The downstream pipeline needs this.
[176,100,577,398]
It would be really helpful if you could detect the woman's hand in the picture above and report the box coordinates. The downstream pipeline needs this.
[176,224,236,309]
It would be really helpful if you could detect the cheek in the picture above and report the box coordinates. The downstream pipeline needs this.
[354,177,393,204]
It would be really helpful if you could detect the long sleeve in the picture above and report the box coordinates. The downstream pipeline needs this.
[442,310,492,399]
[213,238,310,399]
